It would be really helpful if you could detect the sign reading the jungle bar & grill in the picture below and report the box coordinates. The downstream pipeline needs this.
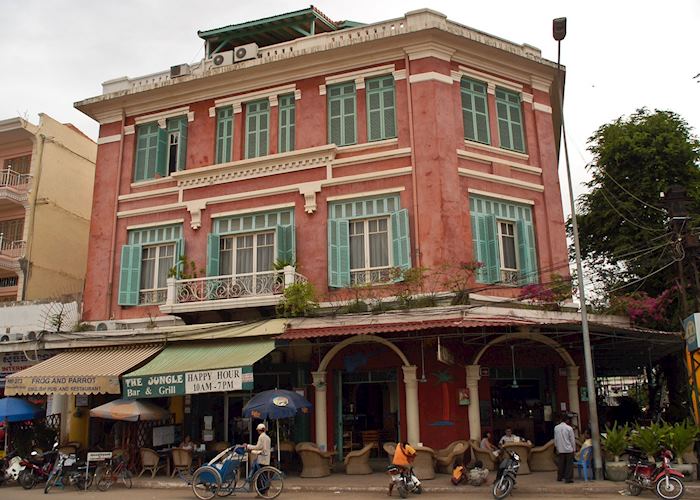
[123,366,253,399]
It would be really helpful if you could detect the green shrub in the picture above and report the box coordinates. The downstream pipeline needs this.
[603,422,629,459]
[632,422,663,457]
[666,420,699,459]
[276,281,319,317]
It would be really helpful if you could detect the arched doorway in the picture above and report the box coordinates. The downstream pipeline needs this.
[466,332,580,442]
[311,335,420,451]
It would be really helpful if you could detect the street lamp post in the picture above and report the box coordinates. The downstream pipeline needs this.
[552,17,603,479]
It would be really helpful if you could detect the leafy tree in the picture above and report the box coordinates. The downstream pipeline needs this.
[574,108,700,326]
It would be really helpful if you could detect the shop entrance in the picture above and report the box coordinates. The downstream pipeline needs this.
[335,369,400,460]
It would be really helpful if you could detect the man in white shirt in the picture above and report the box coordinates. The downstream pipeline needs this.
[498,427,521,446]
[247,423,272,471]
[554,414,576,483]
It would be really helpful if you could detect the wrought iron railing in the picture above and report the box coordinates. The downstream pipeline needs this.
[165,266,307,305]
[0,168,31,189]
[0,239,25,258]
[350,268,392,285]
[0,276,18,287]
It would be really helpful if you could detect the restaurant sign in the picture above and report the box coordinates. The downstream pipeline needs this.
[5,375,120,395]
[123,366,253,399]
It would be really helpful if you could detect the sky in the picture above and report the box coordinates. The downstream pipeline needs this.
[1,0,699,204]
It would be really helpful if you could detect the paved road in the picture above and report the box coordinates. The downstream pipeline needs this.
[0,484,649,500]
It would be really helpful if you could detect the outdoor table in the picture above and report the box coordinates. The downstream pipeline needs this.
[157,447,173,476]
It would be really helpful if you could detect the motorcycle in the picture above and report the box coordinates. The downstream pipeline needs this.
[386,464,422,498]
[626,447,685,499]
[492,450,520,499]
[0,451,26,485]
[18,449,56,489]
[44,450,94,493]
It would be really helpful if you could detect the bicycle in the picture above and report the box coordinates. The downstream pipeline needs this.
[187,445,283,500]
[97,454,133,491]
[44,452,94,493]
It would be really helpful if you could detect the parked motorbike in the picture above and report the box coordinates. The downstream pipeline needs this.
[44,450,94,493]
[626,447,685,499]
[0,451,26,485]
[386,464,422,498]
[18,449,56,489]
[492,450,520,499]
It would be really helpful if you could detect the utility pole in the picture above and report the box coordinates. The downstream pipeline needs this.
[662,185,694,317]
[552,17,603,480]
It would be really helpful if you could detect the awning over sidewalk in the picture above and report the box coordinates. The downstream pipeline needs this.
[122,338,275,399]
[4,344,162,395]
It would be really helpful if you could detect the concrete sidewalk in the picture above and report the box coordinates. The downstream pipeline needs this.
[132,471,700,496]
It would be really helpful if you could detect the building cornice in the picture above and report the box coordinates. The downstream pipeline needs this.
[457,167,544,192]
[456,148,541,175]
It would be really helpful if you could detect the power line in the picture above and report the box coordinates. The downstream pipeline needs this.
[600,167,666,213]
[599,189,666,233]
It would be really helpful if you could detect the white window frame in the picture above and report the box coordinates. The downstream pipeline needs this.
[166,129,180,175]
[497,220,519,283]
[139,242,176,304]
[349,216,392,285]
[220,230,276,277]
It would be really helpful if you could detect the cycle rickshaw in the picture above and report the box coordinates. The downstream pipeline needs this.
[188,444,283,499]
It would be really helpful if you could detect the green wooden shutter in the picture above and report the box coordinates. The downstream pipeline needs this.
[206,233,220,276]
[328,218,350,287]
[278,94,295,153]
[118,244,142,305]
[176,119,188,171]
[134,127,148,181]
[258,103,269,157]
[343,90,356,145]
[216,107,233,164]
[175,237,185,276]
[516,220,538,284]
[245,100,269,159]
[496,88,525,153]
[472,213,500,283]
[367,87,382,142]
[134,123,160,181]
[391,209,411,270]
[276,224,295,264]
[155,126,168,177]
[328,83,356,146]
[461,78,490,144]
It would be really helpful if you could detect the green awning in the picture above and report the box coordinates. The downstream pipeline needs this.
[122,338,274,399]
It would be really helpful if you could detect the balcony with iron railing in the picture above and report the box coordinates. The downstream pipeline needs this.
[159,265,307,314]
[0,237,25,259]
[0,168,31,206]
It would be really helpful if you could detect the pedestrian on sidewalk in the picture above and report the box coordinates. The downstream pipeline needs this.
[554,414,576,483]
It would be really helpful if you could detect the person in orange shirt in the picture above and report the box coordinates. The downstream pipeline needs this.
[388,443,416,496]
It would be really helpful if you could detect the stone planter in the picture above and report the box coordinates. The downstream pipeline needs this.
[674,463,696,481]
[605,460,629,481]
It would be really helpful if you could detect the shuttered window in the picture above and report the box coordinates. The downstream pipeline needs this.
[134,117,188,182]
[469,196,537,284]
[495,88,525,152]
[328,196,410,287]
[366,76,396,142]
[327,82,356,147]
[245,99,269,159]
[278,94,296,153]
[118,224,184,306]
[133,123,160,182]
[215,107,233,164]
[461,77,490,144]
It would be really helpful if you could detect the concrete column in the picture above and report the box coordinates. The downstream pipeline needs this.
[466,365,482,440]
[567,365,581,423]
[311,371,328,451]
[402,365,420,445]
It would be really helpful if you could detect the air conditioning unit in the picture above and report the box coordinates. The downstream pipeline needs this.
[23,331,36,341]
[170,63,191,78]
[95,321,125,332]
[233,43,259,63]
[211,50,234,68]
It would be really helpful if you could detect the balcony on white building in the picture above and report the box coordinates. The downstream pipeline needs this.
[159,265,306,314]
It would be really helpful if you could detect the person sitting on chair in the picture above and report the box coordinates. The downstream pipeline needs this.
[388,442,416,496]
[481,431,501,459]
[180,435,195,451]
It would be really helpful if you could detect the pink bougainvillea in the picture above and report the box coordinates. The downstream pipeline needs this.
[612,288,675,325]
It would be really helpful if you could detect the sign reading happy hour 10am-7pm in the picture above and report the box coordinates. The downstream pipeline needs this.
[123,366,254,398]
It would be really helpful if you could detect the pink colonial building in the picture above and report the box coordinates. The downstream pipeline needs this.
[68,7,653,460]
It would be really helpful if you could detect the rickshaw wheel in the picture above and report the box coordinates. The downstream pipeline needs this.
[191,466,222,500]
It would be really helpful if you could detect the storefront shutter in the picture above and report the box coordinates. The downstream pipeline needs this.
[516,220,538,284]
[328,218,350,287]
[206,233,220,277]
[391,209,411,270]
[155,126,168,177]
[176,119,188,171]
[276,224,295,264]
[118,244,142,306]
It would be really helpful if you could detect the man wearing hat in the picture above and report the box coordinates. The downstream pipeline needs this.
[247,423,272,474]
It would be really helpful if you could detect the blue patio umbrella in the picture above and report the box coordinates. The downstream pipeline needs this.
[242,389,312,462]
[0,397,43,453]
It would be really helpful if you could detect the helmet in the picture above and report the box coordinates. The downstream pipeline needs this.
[403,444,416,456]
[256,423,266,431]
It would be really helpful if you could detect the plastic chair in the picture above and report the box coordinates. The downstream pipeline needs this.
[574,446,593,481]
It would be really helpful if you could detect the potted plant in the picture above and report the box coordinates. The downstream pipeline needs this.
[632,422,663,460]
[602,422,629,481]
[666,420,699,479]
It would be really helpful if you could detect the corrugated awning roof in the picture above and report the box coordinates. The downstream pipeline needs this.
[5,344,162,395]
[126,338,274,377]
[279,318,535,340]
